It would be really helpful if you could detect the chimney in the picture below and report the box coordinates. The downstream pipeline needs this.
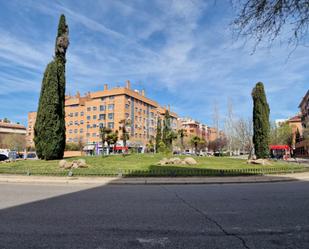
[125,80,131,89]
[168,105,170,112]
[141,89,145,96]
[76,91,80,98]
[104,84,108,90]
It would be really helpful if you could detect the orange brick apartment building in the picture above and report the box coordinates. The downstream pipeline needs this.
[178,117,221,144]
[27,81,178,149]
[295,90,309,157]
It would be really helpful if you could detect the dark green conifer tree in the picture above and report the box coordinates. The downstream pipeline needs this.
[155,117,162,152]
[34,15,69,160]
[252,82,270,159]
[162,110,173,149]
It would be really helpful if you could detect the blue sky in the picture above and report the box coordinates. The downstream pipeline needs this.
[0,0,308,127]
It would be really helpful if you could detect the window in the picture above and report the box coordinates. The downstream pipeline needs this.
[69,113,73,117]
[80,128,83,133]
[86,133,90,137]
[125,104,129,109]
[80,120,84,124]
[99,114,106,120]
[93,124,97,128]
[125,113,129,118]
[108,104,114,110]
[108,113,114,120]
[73,138,78,142]
[87,107,91,112]
[69,121,73,125]
[109,96,115,100]
[101,97,106,101]
[87,116,91,120]
[74,121,78,125]
[99,123,105,128]
[93,106,97,111]
[100,105,106,111]
[74,129,78,134]
[80,111,84,116]
[69,129,72,134]
[92,133,96,137]
[93,115,97,120]
[75,112,78,117]
[87,124,91,129]
[108,122,114,129]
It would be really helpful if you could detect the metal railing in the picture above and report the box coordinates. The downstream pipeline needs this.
[0,166,307,177]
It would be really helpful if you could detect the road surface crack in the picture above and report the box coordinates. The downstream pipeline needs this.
[162,186,250,249]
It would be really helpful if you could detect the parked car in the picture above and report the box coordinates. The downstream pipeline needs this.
[0,154,8,161]
[26,152,38,160]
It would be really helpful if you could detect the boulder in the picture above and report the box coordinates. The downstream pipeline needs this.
[158,158,169,166]
[170,157,182,165]
[64,161,73,169]
[183,157,197,165]
[59,159,67,168]
[248,159,272,165]
[77,159,87,168]
[72,162,79,169]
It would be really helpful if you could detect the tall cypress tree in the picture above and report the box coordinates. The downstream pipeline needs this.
[162,110,173,149]
[252,82,270,159]
[34,15,69,160]
[155,117,162,152]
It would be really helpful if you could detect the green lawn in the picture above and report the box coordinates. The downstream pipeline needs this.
[0,154,307,177]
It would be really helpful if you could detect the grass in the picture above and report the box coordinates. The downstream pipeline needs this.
[0,153,307,177]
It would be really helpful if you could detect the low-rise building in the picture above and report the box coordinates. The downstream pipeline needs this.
[0,120,26,149]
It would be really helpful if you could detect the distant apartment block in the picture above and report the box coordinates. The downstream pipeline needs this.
[27,81,178,148]
[179,117,220,143]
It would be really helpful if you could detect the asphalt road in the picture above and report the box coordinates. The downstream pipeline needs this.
[0,181,308,249]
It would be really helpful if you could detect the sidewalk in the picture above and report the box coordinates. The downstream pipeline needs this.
[0,172,309,185]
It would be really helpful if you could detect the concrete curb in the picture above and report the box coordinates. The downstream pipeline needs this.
[0,172,308,185]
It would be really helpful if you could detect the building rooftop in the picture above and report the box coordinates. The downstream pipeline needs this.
[298,90,309,108]
[0,122,26,130]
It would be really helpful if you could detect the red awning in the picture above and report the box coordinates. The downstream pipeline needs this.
[270,145,290,150]
[113,146,128,151]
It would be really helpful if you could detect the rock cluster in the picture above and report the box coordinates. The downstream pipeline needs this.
[59,159,87,169]
[247,159,272,165]
[158,157,197,166]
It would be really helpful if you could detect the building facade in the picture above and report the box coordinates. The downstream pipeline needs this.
[295,90,309,157]
[27,81,178,149]
[0,120,26,149]
[179,118,208,141]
